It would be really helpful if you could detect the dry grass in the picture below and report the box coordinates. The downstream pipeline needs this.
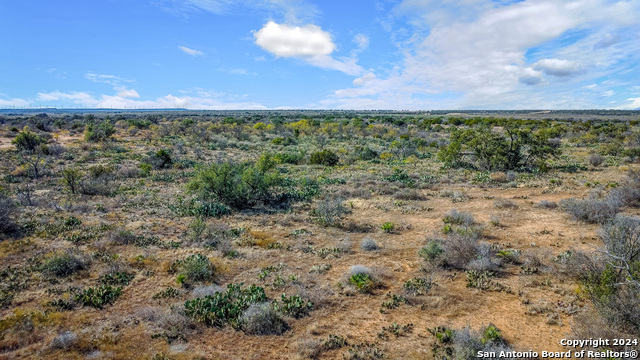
[0,114,637,359]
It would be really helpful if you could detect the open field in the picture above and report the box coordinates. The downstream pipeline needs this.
[0,110,639,359]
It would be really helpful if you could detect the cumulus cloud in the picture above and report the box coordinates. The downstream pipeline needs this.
[533,58,582,77]
[179,45,204,56]
[254,21,334,57]
[622,98,640,109]
[254,21,364,75]
[519,67,543,85]
[353,72,376,86]
[115,87,140,98]
[323,0,640,109]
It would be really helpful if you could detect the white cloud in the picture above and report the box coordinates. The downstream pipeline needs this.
[179,45,204,56]
[353,72,376,86]
[519,67,543,85]
[0,97,30,108]
[254,21,334,57]
[115,87,140,98]
[617,98,640,109]
[533,58,582,77]
[38,91,97,104]
[33,90,267,110]
[254,21,364,75]
[323,0,640,109]
[85,73,132,86]
[353,33,369,50]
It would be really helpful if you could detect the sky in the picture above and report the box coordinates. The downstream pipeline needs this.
[1,0,639,110]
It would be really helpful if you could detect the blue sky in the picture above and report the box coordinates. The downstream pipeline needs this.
[1,0,639,110]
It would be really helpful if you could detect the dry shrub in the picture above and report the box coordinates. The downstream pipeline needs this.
[240,303,288,336]
[490,172,507,183]
[493,198,518,209]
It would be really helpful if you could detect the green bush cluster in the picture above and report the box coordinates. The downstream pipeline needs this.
[309,149,339,166]
[184,283,267,327]
[438,126,560,171]
[176,254,215,286]
[187,153,284,210]
[74,285,122,309]
[271,294,313,319]
[84,121,116,142]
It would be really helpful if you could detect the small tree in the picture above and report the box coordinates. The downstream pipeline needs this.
[12,128,47,152]
[309,149,339,166]
[62,167,82,195]
[437,126,560,171]
[19,144,49,180]
[85,121,116,142]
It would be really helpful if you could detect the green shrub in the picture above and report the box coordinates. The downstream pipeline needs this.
[177,254,214,285]
[187,154,283,210]
[349,271,376,294]
[75,285,122,308]
[381,222,395,233]
[100,271,135,286]
[437,126,560,171]
[41,252,85,278]
[12,129,47,152]
[184,283,267,327]
[385,168,415,187]
[61,167,82,195]
[272,294,313,319]
[309,149,339,166]
[273,151,304,164]
[84,121,116,142]
[149,149,173,169]
[418,239,444,265]
[403,277,432,296]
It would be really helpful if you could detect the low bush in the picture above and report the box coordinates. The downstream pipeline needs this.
[187,154,285,210]
[493,198,518,209]
[271,294,313,319]
[145,149,173,169]
[360,237,379,251]
[310,198,348,227]
[12,129,47,152]
[84,121,116,142]
[176,254,215,286]
[536,200,558,209]
[560,194,621,223]
[442,209,474,226]
[239,303,288,335]
[184,283,267,328]
[309,149,339,166]
[403,277,431,296]
[75,285,122,308]
[41,251,86,278]
[428,325,510,360]
[346,265,379,294]
[589,154,605,167]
